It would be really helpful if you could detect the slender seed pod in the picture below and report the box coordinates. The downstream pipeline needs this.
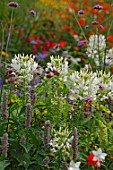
[72,127,78,161]
[44,120,51,150]
[1,133,9,158]
[25,103,32,127]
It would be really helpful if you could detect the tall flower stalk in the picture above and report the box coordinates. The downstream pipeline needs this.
[25,103,32,128]
[72,127,78,161]
[1,133,9,158]
[44,120,51,151]
[1,91,9,120]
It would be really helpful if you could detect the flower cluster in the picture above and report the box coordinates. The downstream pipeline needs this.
[87,148,107,167]
[86,34,106,66]
[10,54,38,82]
[49,127,73,158]
[45,55,69,80]
[67,69,113,101]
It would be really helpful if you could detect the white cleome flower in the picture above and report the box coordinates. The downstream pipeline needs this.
[92,148,107,164]
[10,54,38,82]
[46,55,69,78]
[86,34,106,66]
[68,161,81,170]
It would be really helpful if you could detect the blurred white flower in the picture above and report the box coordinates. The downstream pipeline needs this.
[68,161,81,170]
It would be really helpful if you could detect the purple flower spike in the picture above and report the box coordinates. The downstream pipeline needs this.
[7,2,19,8]
[77,40,87,47]
[78,10,84,15]
[93,4,103,10]
[30,10,36,16]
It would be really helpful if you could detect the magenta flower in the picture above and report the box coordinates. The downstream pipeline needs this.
[30,10,36,16]
[93,4,103,10]
[84,97,92,103]
[77,40,87,47]
[78,10,84,15]
[7,2,19,8]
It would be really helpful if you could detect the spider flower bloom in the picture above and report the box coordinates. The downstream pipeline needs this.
[93,4,103,10]
[30,10,36,16]
[10,54,38,82]
[1,133,9,158]
[7,2,19,8]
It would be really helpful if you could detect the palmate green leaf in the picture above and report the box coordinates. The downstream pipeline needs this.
[0,161,10,170]
[11,150,31,168]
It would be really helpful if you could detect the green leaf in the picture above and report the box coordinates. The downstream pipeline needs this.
[0,161,10,170]
[20,143,33,153]
[82,116,92,124]
[100,105,111,114]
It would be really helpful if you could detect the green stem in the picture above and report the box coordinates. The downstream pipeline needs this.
[24,78,27,105]
[5,8,14,65]
[0,22,4,65]
[72,10,87,41]
[6,87,12,132]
